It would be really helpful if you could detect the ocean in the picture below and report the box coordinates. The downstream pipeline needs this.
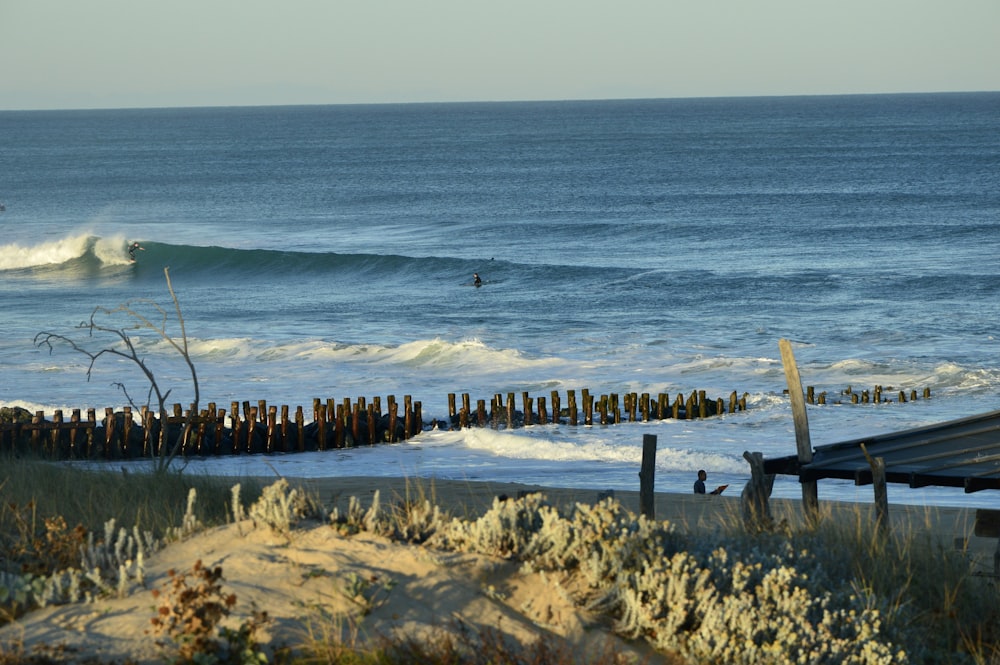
[2,92,999,508]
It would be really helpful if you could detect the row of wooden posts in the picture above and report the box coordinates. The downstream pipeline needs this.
[802,385,931,405]
[0,387,749,460]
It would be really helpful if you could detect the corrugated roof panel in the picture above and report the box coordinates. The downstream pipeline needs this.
[762,409,1000,493]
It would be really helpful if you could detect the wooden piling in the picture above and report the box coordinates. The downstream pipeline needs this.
[388,398,398,443]
[366,403,376,444]
[404,395,413,440]
[639,434,656,520]
[295,406,305,451]
[779,338,820,526]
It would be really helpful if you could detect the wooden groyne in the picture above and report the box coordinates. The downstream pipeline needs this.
[0,383,931,462]
[0,387,748,461]
[798,384,932,405]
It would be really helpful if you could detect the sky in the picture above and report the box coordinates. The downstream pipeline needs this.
[2,0,998,111]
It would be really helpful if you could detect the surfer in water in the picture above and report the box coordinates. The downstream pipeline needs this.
[473,272,482,287]
[128,242,144,261]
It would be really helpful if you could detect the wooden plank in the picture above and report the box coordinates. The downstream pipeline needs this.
[779,339,820,523]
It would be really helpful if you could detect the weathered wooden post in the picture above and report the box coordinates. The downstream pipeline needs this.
[295,406,305,451]
[367,403,376,444]
[492,394,502,429]
[538,396,548,425]
[583,390,593,426]
[551,390,561,423]
[103,408,115,458]
[141,407,153,457]
[334,403,346,447]
[315,401,327,451]
[198,402,216,455]
[448,393,457,421]
[506,393,515,429]
[522,392,532,426]
[232,401,242,454]
[87,408,97,457]
[69,409,81,457]
[568,390,578,426]
[51,410,63,458]
[861,443,890,539]
[280,405,290,453]
[388,398,398,442]
[247,406,258,454]
[403,395,413,440]
[639,434,657,519]
[741,450,775,533]
[476,400,486,427]
[779,338,820,525]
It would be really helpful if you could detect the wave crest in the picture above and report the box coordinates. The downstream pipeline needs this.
[0,233,134,271]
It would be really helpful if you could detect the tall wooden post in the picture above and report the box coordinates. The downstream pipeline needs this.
[861,443,890,539]
[779,338,820,525]
[639,434,657,520]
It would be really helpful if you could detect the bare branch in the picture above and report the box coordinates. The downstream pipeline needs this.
[33,267,201,473]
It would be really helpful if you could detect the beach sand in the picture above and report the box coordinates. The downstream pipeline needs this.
[0,476,994,664]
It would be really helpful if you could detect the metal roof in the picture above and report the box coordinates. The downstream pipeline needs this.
[762,408,1000,493]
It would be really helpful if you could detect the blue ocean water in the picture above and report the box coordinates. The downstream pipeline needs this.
[2,93,999,507]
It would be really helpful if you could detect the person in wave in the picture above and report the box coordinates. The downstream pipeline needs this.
[473,272,482,287]
[128,241,144,261]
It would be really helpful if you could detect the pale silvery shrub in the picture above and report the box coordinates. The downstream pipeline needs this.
[329,490,386,535]
[424,492,908,664]
[430,492,552,558]
[248,478,325,534]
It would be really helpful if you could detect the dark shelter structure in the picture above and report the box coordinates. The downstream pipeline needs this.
[763,408,1000,494]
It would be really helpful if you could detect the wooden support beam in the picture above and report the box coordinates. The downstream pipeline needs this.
[779,338,820,525]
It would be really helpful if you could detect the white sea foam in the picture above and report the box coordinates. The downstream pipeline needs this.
[0,234,91,270]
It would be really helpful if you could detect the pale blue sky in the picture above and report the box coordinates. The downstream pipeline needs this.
[2,0,998,110]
